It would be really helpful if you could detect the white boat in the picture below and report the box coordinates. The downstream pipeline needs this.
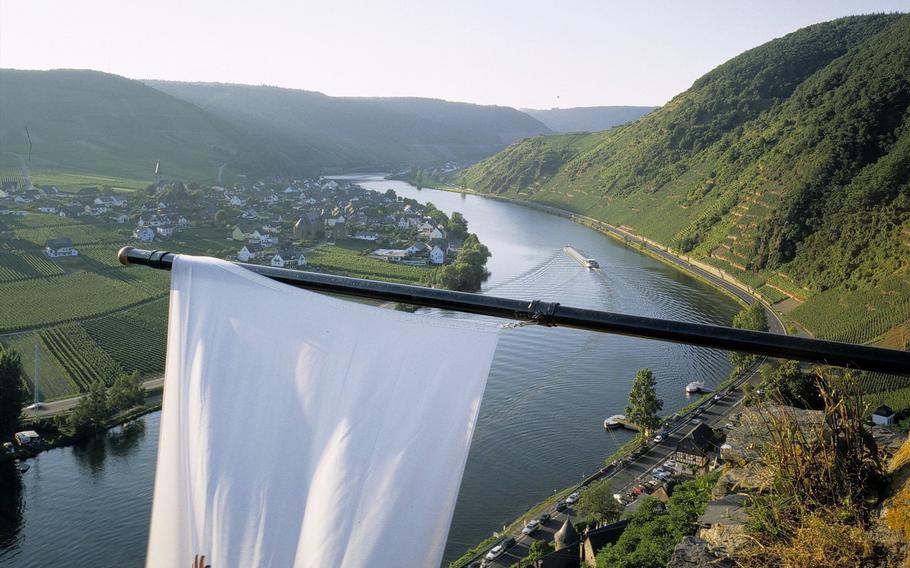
[564,245,600,269]
[604,414,625,429]
[685,381,705,394]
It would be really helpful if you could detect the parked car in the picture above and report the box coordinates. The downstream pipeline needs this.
[652,433,663,443]
[484,544,504,561]
[663,460,676,468]
[522,519,541,535]
[654,471,672,481]
[503,537,516,549]
[566,492,580,505]
[713,394,722,402]
[724,422,735,430]
[538,513,551,524]
[690,418,702,425]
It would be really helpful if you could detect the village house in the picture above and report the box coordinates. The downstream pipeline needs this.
[237,244,263,262]
[270,250,306,268]
[294,211,323,240]
[406,241,430,256]
[429,245,446,265]
[133,227,155,242]
[871,404,896,426]
[156,225,176,238]
[231,226,247,241]
[45,237,79,258]
[353,231,379,241]
[674,423,719,475]
[113,214,130,224]
[370,249,409,263]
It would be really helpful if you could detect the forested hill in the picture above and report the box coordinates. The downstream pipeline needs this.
[521,106,657,133]
[465,14,910,346]
[145,81,550,173]
[0,69,266,181]
[0,69,550,182]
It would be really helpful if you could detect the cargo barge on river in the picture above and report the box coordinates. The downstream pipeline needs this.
[564,245,599,269]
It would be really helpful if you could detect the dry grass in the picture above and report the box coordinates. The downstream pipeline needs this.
[883,437,910,566]
[736,371,889,567]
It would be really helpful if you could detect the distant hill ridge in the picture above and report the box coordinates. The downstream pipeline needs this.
[465,14,910,345]
[0,69,551,181]
[144,80,550,175]
[521,106,657,133]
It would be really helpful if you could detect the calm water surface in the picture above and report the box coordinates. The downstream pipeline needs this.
[0,176,739,566]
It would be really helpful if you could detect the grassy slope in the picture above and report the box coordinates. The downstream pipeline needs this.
[520,106,657,133]
[0,69,262,182]
[466,15,910,348]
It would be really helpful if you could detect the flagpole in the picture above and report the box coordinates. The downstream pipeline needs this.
[117,247,910,375]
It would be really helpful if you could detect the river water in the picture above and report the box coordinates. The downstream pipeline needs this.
[0,176,739,566]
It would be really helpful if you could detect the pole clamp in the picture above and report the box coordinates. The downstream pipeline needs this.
[148,250,172,270]
[528,300,560,327]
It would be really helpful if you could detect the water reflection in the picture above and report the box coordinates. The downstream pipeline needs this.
[73,420,147,473]
[0,462,23,549]
[108,421,146,457]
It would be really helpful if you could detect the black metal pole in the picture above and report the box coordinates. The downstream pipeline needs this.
[117,247,910,375]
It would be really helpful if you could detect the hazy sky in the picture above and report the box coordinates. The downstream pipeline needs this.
[1,0,906,108]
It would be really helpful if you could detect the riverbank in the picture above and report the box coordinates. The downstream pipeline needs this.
[399,179,790,336]
[8,396,162,463]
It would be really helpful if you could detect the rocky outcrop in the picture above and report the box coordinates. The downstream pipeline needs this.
[666,536,733,568]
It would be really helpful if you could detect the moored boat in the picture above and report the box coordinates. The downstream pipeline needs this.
[685,381,705,394]
[604,414,625,429]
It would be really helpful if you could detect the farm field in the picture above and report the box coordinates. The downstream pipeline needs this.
[306,239,432,284]
[0,214,433,400]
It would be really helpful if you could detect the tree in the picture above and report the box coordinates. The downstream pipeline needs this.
[576,479,622,524]
[525,540,554,564]
[214,209,227,225]
[0,347,25,437]
[625,368,663,436]
[760,361,822,409]
[447,211,469,240]
[69,380,110,436]
[108,372,145,412]
[730,303,769,368]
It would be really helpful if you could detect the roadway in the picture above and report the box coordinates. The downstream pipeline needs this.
[481,361,764,568]
[22,377,164,419]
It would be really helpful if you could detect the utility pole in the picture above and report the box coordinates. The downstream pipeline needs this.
[34,343,40,407]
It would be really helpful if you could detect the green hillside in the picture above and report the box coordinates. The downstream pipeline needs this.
[520,106,657,133]
[465,14,910,346]
[0,69,269,182]
[145,80,551,172]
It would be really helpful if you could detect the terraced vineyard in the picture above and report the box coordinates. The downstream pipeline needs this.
[0,251,64,281]
[83,301,168,376]
[0,271,167,332]
[40,324,124,390]
[790,282,910,345]
[858,371,910,394]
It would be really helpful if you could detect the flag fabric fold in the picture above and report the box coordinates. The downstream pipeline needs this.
[146,255,500,568]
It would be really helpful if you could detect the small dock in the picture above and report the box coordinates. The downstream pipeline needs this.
[603,415,639,431]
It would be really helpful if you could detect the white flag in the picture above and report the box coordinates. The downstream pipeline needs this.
[146,255,499,568]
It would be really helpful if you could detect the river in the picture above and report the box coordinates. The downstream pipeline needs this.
[0,175,739,566]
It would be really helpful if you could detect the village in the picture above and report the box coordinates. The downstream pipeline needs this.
[0,175,467,271]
